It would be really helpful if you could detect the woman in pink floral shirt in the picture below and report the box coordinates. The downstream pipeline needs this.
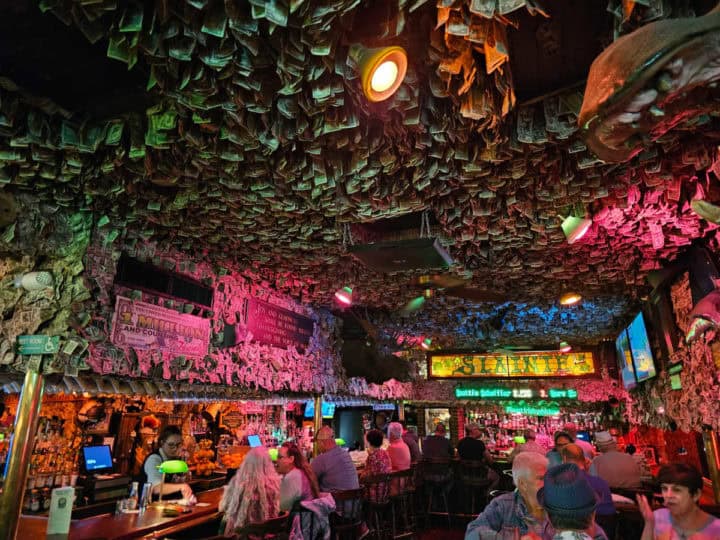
[362,429,392,503]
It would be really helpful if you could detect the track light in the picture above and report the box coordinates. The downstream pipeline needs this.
[560,204,592,244]
[334,286,353,306]
[559,341,572,353]
[351,45,408,102]
[559,292,582,306]
[421,337,432,350]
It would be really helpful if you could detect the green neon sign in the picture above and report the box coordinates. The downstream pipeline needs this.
[455,386,578,400]
[548,388,578,399]
[504,403,561,416]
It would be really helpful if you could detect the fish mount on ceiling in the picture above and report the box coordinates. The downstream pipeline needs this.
[579,4,720,163]
[399,273,508,315]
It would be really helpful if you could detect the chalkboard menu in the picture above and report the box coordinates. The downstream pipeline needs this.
[245,298,314,351]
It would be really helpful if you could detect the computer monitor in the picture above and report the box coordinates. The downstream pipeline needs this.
[247,435,262,448]
[575,431,591,442]
[81,445,113,474]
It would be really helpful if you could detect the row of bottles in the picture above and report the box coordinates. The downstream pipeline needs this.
[464,411,603,432]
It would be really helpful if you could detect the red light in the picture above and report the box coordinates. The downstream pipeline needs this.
[334,287,353,305]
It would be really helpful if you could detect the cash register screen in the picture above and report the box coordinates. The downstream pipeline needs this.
[82,445,113,473]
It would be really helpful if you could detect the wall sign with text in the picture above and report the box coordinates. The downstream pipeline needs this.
[428,350,595,379]
[244,298,314,351]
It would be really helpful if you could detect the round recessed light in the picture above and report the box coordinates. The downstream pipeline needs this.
[359,46,407,102]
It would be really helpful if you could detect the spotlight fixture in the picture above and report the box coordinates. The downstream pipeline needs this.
[559,341,572,353]
[420,337,432,350]
[352,45,408,102]
[559,292,582,306]
[334,286,353,306]
[560,203,592,244]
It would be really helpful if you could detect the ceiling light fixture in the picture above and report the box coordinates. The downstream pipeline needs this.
[560,203,592,244]
[334,286,353,306]
[420,337,432,350]
[559,292,582,306]
[559,341,572,353]
[352,45,408,102]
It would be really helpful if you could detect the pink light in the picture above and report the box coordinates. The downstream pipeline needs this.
[334,286,353,305]
[559,341,572,353]
[420,338,432,350]
[572,220,591,242]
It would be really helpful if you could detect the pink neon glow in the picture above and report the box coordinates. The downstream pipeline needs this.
[559,344,572,353]
[334,291,352,305]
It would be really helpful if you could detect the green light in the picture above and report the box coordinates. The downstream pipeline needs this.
[268,448,279,461]
[158,460,189,474]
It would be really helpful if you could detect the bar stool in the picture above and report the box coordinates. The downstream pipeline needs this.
[389,468,416,539]
[457,460,493,516]
[362,473,392,540]
[330,488,364,540]
[420,458,452,528]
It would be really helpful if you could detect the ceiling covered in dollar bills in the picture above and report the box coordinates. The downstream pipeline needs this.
[2,0,720,353]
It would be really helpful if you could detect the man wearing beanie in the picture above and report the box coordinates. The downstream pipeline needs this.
[537,463,601,540]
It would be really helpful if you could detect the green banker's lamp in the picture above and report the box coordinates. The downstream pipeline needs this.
[156,459,189,506]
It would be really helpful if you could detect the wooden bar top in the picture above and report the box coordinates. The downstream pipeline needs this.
[17,487,224,540]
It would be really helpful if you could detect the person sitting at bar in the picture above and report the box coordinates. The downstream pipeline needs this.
[219,446,280,535]
[310,426,359,492]
[589,431,641,489]
[422,423,454,459]
[141,425,193,501]
[373,412,389,437]
[510,428,547,462]
[561,443,615,532]
[464,453,608,540]
[637,463,720,540]
[546,431,573,468]
[564,422,595,460]
[386,422,411,471]
[458,422,500,490]
[402,425,422,463]
[363,429,392,478]
[277,441,320,512]
[535,463,601,540]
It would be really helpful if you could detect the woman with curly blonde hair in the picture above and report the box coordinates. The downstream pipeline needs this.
[219,446,280,534]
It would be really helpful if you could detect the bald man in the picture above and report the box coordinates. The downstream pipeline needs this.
[311,426,359,492]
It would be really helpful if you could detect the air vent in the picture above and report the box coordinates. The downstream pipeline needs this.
[115,254,214,308]
[348,237,453,273]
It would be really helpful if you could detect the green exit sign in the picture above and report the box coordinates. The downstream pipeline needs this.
[17,335,59,355]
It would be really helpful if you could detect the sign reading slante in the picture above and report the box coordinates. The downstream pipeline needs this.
[429,351,595,379]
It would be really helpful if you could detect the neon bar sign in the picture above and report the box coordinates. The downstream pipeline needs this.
[429,351,595,379]
[454,387,578,400]
[504,403,561,416]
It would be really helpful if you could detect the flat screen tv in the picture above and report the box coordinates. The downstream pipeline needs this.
[615,328,637,390]
[627,312,657,383]
[304,401,336,419]
[82,445,113,474]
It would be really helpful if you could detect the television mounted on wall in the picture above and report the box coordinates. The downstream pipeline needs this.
[627,312,657,383]
[615,327,637,390]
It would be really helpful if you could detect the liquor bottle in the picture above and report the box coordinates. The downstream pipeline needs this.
[127,482,139,511]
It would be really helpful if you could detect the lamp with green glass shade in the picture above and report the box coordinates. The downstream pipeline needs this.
[155,460,189,506]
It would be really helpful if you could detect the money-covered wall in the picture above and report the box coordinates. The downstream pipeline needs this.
[627,261,720,432]
[81,231,410,399]
[0,210,411,400]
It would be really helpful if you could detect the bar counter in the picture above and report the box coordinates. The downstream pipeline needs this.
[16,487,223,539]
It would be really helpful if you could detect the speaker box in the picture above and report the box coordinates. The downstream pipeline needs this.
[347,237,453,273]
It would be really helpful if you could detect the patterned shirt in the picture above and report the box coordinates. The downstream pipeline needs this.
[652,508,720,539]
[464,490,608,540]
